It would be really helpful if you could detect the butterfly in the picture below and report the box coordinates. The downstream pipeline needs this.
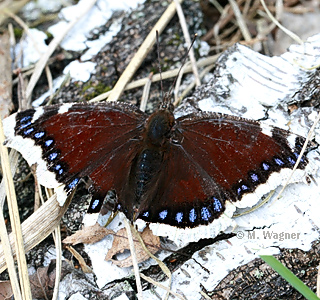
[2,97,308,229]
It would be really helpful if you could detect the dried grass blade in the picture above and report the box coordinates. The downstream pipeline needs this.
[52,225,62,300]
[260,0,303,44]
[0,0,30,25]
[140,72,153,112]
[0,32,14,119]
[0,119,32,299]
[0,193,72,273]
[124,218,143,300]
[174,0,200,86]
[0,201,22,300]
[229,0,252,42]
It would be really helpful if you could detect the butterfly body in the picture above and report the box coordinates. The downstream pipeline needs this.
[119,108,175,221]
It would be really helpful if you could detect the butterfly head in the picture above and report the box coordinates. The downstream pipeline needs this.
[158,92,174,112]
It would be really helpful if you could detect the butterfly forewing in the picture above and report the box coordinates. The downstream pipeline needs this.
[6,102,147,199]
[177,112,306,199]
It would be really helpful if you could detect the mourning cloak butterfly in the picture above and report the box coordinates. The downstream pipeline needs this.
[3,99,308,229]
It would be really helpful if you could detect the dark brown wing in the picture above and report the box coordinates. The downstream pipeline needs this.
[137,112,307,228]
[4,102,147,209]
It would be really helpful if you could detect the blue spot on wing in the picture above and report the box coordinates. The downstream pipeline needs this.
[24,128,34,135]
[294,152,305,163]
[242,184,248,191]
[274,158,284,166]
[212,197,223,212]
[251,173,259,182]
[34,131,45,138]
[67,178,79,190]
[20,116,32,123]
[201,207,211,221]
[55,164,64,175]
[20,121,31,129]
[48,152,58,160]
[159,210,168,220]
[288,156,296,165]
[91,199,100,210]
[262,163,270,170]
[45,139,53,147]
[189,208,196,222]
[143,211,149,218]
[175,212,183,223]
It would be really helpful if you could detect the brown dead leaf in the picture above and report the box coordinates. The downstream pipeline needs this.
[0,260,72,300]
[29,260,72,299]
[0,281,13,300]
[105,226,160,268]
[63,223,114,245]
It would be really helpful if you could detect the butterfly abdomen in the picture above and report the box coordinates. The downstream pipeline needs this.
[134,148,162,200]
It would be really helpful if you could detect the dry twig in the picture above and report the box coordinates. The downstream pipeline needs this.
[0,32,14,118]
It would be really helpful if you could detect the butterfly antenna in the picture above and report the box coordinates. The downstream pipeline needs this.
[156,31,165,103]
[167,33,198,103]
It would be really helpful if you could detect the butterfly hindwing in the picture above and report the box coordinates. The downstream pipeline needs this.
[137,142,227,228]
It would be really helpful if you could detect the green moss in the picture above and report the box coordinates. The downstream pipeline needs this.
[13,27,24,39]
[81,81,112,100]
[45,31,53,39]
[167,33,183,46]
